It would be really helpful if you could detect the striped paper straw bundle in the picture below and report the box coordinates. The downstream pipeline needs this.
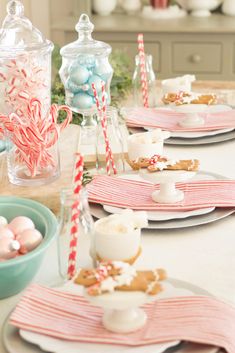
[67,153,84,279]
[137,33,149,108]
[91,82,117,176]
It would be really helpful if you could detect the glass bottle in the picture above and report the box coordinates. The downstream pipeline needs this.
[79,109,98,164]
[96,106,125,174]
[0,0,54,118]
[59,14,113,114]
[132,54,157,108]
[57,187,95,280]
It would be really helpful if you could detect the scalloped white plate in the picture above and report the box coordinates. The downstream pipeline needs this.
[103,204,215,221]
[3,279,211,353]
[3,279,212,353]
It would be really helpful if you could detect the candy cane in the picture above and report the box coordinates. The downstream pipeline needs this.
[67,153,84,279]
[2,99,72,177]
[137,33,149,108]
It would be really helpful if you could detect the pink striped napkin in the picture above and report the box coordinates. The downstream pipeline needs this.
[87,175,235,211]
[125,107,235,131]
[10,284,235,352]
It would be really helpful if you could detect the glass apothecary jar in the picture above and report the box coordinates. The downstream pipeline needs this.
[59,14,113,114]
[0,0,54,118]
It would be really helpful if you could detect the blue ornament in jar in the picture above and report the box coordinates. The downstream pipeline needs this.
[69,63,90,86]
[59,14,113,114]
[72,92,94,110]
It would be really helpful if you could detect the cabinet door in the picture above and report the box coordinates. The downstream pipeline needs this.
[108,41,161,72]
[173,42,222,74]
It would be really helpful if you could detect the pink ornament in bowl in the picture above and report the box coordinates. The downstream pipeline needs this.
[16,229,43,253]
[8,216,35,235]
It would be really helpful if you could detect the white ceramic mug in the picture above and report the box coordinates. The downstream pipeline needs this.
[127,133,164,161]
[94,218,141,262]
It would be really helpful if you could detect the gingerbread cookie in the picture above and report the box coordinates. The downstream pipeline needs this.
[128,155,199,172]
[162,92,217,106]
[74,261,167,296]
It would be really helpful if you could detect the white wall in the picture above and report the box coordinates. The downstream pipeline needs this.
[0,0,52,38]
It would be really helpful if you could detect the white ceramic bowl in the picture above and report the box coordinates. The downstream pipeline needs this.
[175,0,224,16]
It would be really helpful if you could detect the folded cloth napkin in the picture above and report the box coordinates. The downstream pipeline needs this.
[124,107,235,132]
[10,284,235,352]
[87,175,235,211]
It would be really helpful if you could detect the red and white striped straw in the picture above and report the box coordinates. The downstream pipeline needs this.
[91,82,117,175]
[101,82,117,175]
[137,33,149,108]
[67,153,84,280]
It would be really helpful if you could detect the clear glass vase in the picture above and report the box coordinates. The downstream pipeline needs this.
[57,187,95,281]
[6,131,60,186]
[79,109,98,165]
[132,53,157,108]
[96,106,125,175]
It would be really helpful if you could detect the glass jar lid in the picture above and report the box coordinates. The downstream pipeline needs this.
[60,14,112,59]
[0,0,53,52]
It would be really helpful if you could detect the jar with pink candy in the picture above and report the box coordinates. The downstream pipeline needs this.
[0,0,54,119]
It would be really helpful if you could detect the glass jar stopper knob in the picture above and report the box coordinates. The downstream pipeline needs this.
[7,0,24,17]
[75,13,94,33]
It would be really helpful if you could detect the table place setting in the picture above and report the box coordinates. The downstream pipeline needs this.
[1,2,235,353]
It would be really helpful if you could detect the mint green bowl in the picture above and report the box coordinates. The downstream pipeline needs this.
[0,196,58,299]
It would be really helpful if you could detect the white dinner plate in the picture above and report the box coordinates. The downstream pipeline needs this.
[143,126,234,139]
[168,128,234,139]
[90,171,235,229]
[103,204,215,221]
[3,279,211,353]
[129,126,235,145]
[102,171,218,221]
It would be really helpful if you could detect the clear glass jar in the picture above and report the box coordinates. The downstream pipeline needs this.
[132,54,157,108]
[5,131,60,186]
[0,0,54,118]
[57,187,95,280]
[59,14,113,114]
[96,106,125,174]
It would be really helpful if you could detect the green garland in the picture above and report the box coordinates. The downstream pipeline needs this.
[51,45,132,123]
